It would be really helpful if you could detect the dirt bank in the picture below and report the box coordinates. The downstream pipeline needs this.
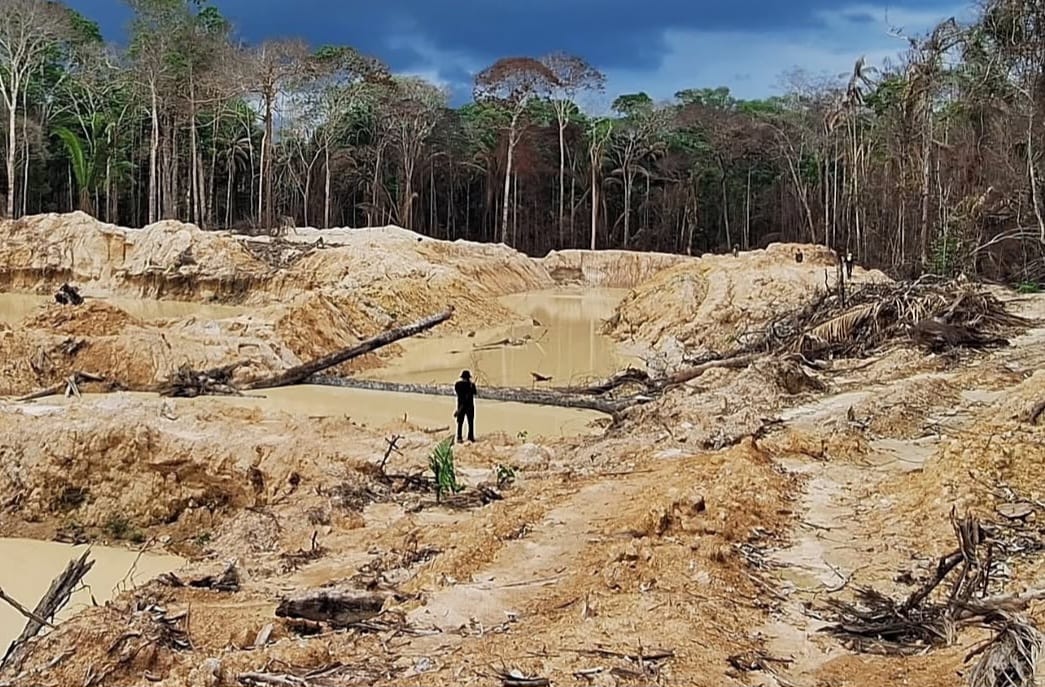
[606,243,891,364]
[3,213,1045,687]
[0,212,270,300]
[0,301,293,396]
[540,248,691,287]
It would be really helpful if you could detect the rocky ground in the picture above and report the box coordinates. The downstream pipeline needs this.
[0,213,1043,687]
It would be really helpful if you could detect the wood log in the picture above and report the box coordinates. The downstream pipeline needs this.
[15,372,107,402]
[245,308,453,390]
[557,367,654,396]
[0,588,56,631]
[2,550,94,667]
[237,673,309,686]
[309,376,646,417]
[657,354,758,390]
[275,589,390,628]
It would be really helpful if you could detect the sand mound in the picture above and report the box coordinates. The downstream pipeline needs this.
[0,314,295,396]
[273,291,402,375]
[0,213,271,300]
[874,371,1045,538]
[607,243,890,362]
[0,395,374,531]
[540,249,691,287]
[265,228,551,297]
[264,230,551,334]
[22,301,141,337]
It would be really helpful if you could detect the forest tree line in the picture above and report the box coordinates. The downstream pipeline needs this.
[0,0,1043,284]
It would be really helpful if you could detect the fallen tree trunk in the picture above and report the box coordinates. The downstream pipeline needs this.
[2,550,94,668]
[15,372,107,402]
[310,376,647,417]
[554,354,758,398]
[557,367,654,396]
[275,589,390,628]
[657,353,758,389]
[245,308,454,391]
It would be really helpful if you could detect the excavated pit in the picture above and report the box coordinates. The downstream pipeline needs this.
[2,213,1043,687]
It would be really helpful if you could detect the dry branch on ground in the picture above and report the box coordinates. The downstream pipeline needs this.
[760,278,1032,360]
[824,510,1045,686]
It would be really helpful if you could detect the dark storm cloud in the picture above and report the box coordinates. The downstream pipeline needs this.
[65,0,963,102]
[66,0,889,67]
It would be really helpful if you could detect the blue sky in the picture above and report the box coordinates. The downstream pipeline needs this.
[65,0,972,106]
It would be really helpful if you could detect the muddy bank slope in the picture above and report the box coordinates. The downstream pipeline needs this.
[0,213,270,300]
[0,301,296,396]
[540,248,692,287]
[0,215,564,395]
[606,242,891,362]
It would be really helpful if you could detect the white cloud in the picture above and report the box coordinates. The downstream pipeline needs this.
[384,33,482,91]
[602,2,971,103]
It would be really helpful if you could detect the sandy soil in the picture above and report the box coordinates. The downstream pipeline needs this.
[0,214,1043,687]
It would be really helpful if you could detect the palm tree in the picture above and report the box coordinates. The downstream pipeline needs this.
[56,115,109,216]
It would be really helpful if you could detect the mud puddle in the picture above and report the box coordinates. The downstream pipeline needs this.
[0,291,244,324]
[0,538,183,648]
[35,388,604,440]
[215,385,605,439]
[367,288,634,388]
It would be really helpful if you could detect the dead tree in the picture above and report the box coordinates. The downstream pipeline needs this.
[244,308,453,390]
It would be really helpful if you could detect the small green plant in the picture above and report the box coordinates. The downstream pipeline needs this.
[429,436,462,501]
[1016,281,1042,294]
[929,232,962,277]
[495,464,517,489]
[516,430,529,441]
[103,514,144,544]
[192,532,212,548]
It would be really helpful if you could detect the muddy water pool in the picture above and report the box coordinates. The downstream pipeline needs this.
[229,287,631,437]
[216,385,606,439]
[0,538,183,649]
[15,286,632,438]
[367,287,633,388]
[0,291,244,324]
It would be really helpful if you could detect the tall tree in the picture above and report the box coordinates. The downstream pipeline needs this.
[474,57,559,245]
[242,39,312,229]
[610,92,669,247]
[542,52,604,244]
[380,76,448,230]
[307,45,386,228]
[126,0,193,224]
[0,0,70,218]
[586,117,613,250]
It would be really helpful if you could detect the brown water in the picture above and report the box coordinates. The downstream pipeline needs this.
[215,385,605,439]
[15,287,630,437]
[367,287,632,388]
[0,538,183,649]
[0,292,244,324]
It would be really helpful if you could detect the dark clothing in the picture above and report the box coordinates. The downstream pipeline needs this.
[454,379,477,442]
[455,379,476,407]
[456,405,475,442]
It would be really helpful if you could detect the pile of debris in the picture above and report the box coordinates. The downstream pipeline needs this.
[825,511,1045,687]
[751,278,1032,360]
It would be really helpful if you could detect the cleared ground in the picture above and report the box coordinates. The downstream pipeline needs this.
[0,213,1042,687]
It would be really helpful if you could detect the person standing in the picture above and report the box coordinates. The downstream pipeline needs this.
[454,370,477,443]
